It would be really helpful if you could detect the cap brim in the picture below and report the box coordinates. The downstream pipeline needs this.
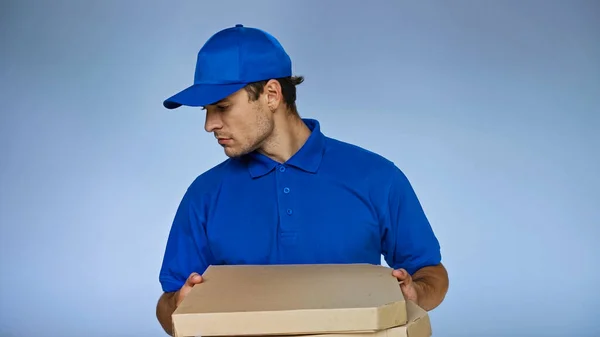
[163,82,247,109]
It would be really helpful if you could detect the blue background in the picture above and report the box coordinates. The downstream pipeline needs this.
[1,1,598,336]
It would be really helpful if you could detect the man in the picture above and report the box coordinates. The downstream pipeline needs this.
[156,24,448,336]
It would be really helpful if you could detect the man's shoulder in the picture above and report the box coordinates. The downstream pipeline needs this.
[185,157,244,195]
[323,136,398,173]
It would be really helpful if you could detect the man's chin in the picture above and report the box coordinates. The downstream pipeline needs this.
[223,147,245,158]
[222,142,260,158]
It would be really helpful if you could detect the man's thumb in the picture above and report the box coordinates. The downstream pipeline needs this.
[187,272,203,286]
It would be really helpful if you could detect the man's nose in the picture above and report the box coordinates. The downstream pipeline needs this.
[204,110,222,132]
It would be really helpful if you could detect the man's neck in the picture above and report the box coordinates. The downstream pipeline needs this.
[258,113,311,163]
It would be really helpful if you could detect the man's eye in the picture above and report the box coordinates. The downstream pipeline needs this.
[216,105,229,111]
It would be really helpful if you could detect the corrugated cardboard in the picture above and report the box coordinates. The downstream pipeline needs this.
[283,301,432,337]
[172,264,408,337]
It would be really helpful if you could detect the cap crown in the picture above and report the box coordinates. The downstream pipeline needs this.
[194,24,292,85]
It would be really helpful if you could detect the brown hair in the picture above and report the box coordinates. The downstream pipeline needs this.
[244,76,304,114]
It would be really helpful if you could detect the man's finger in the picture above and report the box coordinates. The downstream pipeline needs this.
[392,268,407,279]
[185,272,203,287]
[393,269,412,285]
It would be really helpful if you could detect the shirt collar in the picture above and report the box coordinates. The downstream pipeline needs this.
[245,118,325,178]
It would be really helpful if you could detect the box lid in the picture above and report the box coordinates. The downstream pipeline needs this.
[172,263,407,337]
[264,301,431,337]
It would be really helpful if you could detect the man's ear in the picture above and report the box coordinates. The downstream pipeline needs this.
[264,79,283,112]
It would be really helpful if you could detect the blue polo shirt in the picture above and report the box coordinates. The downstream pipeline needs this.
[159,118,441,293]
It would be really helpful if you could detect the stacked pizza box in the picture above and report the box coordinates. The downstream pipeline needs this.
[172,264,432,337]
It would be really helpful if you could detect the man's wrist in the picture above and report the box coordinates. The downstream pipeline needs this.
[412,279,427,307]
[171,290,180,309]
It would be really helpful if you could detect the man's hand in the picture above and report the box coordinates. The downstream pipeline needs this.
[174,272,204,307]
[392,268,419,303]
[392,264,449,311]
[157,272,204,336]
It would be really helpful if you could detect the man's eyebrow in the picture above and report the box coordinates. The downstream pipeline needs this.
[202,98,230,109]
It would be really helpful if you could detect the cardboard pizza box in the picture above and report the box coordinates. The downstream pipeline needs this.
[172,263,408,337]
[279,301,432,337]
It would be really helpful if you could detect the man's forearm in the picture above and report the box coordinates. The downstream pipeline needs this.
[412,263,449,311]
[156,291,178,336]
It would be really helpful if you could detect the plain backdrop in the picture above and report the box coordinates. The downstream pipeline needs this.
[1,1,599,336]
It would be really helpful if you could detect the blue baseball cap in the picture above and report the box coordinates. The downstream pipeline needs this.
[163,24,292,109]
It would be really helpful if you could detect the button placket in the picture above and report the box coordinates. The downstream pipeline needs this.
[275,164,296,247]
[278,165,292,216]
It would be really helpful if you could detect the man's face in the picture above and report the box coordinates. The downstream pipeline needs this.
[203,88,274,158]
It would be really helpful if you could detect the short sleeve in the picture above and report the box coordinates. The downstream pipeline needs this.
[158,186,215,293]
[380,166,441,275]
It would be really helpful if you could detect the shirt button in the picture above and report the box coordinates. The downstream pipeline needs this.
[286,209,293,215]
[283,187,290,194]
[279,166,286,172]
